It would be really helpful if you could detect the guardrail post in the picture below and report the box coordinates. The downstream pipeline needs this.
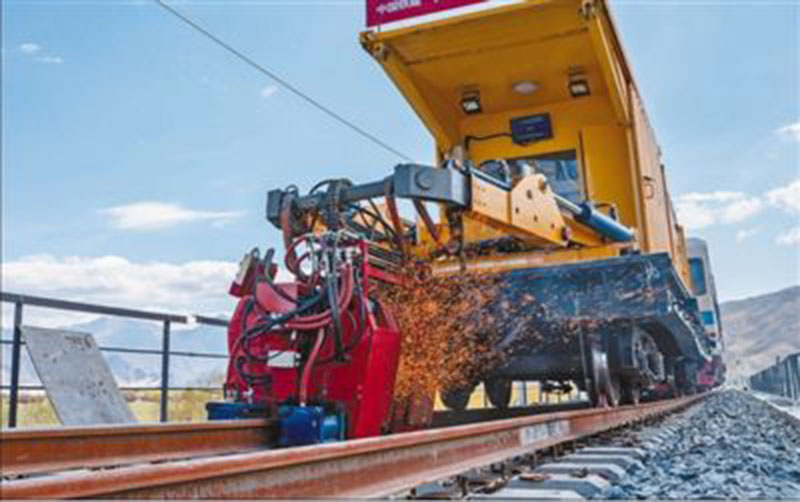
[784,361,790,398]
[160,319,171,422]
[8,301,24,428]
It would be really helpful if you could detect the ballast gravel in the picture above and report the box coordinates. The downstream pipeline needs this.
[601,390,800,499]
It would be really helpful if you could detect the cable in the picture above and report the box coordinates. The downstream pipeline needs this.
[154,0,413,162]
[464,132,512,150]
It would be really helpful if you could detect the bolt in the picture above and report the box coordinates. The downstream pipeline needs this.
[538,177,549,191]
[415,170,434,190]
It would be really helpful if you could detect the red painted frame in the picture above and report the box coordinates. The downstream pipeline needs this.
[366,0,486,27]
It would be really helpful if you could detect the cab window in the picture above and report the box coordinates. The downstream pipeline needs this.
[510,151,583,204]
[689,258,707,296]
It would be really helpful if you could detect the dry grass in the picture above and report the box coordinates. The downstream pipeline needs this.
[0,389,223,428]
[0,392,58,427]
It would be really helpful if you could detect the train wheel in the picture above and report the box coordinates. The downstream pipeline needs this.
[589,387,605,407]
[588,344,616,407]
[590,381,618,407]
[440,384,474,411]
[622,380,641,405]
[607,374,622,407]
[485,379,512,409]
[675,362,698,396]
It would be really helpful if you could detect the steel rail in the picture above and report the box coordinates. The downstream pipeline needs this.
[0,419,272,477]
[0,402,582,477]
[1,395,704,499]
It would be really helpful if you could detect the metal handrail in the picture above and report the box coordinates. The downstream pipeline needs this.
[1,291,231,427]
[0,339,229,359]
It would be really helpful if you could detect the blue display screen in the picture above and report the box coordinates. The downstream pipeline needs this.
[510,114,553,144]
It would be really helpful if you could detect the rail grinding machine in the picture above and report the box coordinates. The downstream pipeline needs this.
[207,0,721,446]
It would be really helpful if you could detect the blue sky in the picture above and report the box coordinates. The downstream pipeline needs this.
[1,0,798,320]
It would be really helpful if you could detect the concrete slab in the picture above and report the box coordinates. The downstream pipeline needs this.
[474,487,584,499]
[535,462,627,482]
[22,326,135,425]
[508,473,609,498]
[577,447,646,459]
[560,453,643,470]
[412,481,461,498]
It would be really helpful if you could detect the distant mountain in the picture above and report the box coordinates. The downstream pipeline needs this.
[1,316,229,389]
[722,285,800,379]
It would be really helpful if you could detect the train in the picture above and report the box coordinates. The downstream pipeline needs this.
[207,0,725,446]
[688,238,726,392]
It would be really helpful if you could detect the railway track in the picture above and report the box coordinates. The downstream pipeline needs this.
[1,395,702,499]
[0,401,588,478]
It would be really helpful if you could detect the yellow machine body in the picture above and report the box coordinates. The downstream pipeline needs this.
[361,0,692,288]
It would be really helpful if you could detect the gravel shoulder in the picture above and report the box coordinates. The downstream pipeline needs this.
[751,390,800,423]
[600,390,800,499]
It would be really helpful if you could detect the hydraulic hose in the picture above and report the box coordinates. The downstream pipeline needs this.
[284,264,354,330]
[299,328,325,406]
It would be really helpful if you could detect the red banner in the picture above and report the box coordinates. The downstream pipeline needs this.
[366,0,487,27]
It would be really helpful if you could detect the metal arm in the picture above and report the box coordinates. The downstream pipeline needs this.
[266,163,635,245]
[266,164,469,229]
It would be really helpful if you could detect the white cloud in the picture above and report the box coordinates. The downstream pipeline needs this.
[776,226,800,246]
[17,42,63,64]
[676,192,764,230]
[1,255,294,328]
[19,42,64,64]
[35,55,63,64]
[766,179,800,215]
[100,201,243,230]
[678,180,800,251]
[1,255,238,328]
[735,228,759,242]
[19,42,40,54]
[678,191,744,203]
[777,122,800,141]
[260,85,279,99]
[676,180,800,230]
[675,198,717,230]
[719,196,764,224]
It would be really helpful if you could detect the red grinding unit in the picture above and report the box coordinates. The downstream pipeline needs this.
[697,355,726,392]
[219,238,404,443]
